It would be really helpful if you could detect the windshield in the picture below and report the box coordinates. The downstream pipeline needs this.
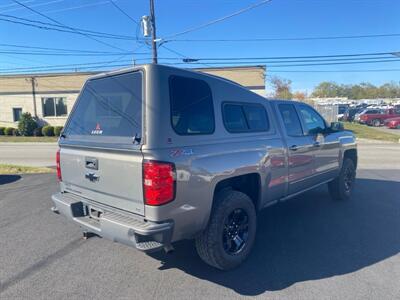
[64,71,142,143]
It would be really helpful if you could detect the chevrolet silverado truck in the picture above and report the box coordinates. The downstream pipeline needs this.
[52,64,357,270]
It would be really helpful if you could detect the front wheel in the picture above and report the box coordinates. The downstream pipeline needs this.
[328,158,356,201]
[195,190,257,270]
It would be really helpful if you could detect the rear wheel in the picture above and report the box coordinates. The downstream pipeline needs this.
[372,119,381,127]
[328,158,356,201]
[195,190,257,270]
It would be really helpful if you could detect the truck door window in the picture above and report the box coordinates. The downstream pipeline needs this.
[298,105,326,135]
[169,76,215,135]
[278,104,303,136]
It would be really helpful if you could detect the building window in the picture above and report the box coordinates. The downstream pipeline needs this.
[42,97,67,117]
[13,108,23,122]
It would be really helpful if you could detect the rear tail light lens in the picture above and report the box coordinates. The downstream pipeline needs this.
[56,149,62,181]
[143,161,175,206]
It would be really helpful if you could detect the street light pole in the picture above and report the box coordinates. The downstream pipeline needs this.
[149,0,158,64]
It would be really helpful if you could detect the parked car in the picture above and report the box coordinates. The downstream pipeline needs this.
[343,107,363,122]
[51,64,357,270]
[359,108,400,126]
[337,105,349,121]
[354,108,380,123]
[384,117,400,129]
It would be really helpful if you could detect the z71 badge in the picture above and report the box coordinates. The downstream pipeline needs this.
[170,148,194,157]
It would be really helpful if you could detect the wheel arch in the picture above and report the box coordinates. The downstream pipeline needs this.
[212,173,262,212]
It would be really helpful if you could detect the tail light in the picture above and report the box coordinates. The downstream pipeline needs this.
[143,160,175,206]
[56,149,62,181]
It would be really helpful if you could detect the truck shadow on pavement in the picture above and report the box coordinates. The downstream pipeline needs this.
[0,175,21,185]
[150,176,400,295]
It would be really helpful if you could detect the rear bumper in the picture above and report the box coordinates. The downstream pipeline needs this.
[51,192,173,252]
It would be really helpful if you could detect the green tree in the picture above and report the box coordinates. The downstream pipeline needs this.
[18,112,37,136]
[312,81,400,99]
[312,82,341,98]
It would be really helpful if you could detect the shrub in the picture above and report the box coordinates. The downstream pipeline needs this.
[13,129,20,136]
[5,127,15,136]
[54,126,64,137]
[0,127,5,135]
[33,127,43,137]
[18,112,37,136]
[42,125,54,136]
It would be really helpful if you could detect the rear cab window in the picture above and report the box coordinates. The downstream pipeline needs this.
[63,71,143,146]
[222,103,270,133]
[169,76,215,135]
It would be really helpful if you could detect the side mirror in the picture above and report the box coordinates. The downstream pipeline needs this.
[330,122,344,131]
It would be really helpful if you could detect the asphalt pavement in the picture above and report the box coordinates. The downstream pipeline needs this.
[0,144,400,299]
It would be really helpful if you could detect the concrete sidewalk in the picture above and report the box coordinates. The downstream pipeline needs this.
[0,143,58,167]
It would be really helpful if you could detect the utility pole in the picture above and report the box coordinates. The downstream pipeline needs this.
[26,77,38,118]
[149,0,158,64]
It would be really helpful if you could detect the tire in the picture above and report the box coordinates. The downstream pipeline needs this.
[328,158,356,201]
[372,119,381,127]
[195,190,257,270]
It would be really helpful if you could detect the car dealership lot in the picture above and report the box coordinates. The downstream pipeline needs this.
[1,143,399,299]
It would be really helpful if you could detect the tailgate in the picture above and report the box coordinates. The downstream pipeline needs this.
[60,146,144,215]
[59,70,145,215]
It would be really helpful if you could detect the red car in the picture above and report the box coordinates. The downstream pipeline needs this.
[385,117,400,129]
[359,108,400,127]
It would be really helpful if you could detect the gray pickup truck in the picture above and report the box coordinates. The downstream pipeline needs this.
[52,64,357,270]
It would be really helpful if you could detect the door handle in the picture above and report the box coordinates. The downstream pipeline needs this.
[289,145,298,151]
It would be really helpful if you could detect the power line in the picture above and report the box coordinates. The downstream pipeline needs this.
[27,1,111,16]
[167,32,400,43]
[160,44,214,68]
[1,0,65,13]
[162,51,399,61]
[0,17,137,42]
[267,69,400,73]
[0,0,33,9]
[2,53,400,73]
[0,42,127,54]
[108,0,138,25]
[0,14,136,40]
[11,0,129,51]
[167,58,400,67]
[0,59,141,72]
[0,50,147,56]
[163,0,272,40]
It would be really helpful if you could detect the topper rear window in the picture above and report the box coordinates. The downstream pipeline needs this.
[64,71,142,143]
